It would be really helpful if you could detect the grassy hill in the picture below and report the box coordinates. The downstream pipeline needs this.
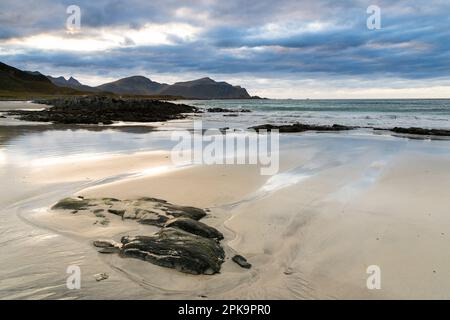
[0,62,83,99]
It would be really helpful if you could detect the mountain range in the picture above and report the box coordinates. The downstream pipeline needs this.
[0,62,254,99]
[49,74,252,99]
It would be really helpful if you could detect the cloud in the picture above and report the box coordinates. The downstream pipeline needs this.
[0,0,449,97]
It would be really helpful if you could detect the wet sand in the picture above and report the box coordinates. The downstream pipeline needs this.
[1,128,450,299]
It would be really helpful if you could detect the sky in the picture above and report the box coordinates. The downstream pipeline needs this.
[0,0,449,99]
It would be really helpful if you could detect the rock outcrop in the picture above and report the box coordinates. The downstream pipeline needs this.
[120,229,225,275]
[8,96,197,125]
[53,196,227,275]
[381,127,450,137]
[250,123,356,133]
[232,255,252,269]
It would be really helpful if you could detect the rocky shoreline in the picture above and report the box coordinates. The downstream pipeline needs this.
[52,196,250,275]
[4,96,450,137]
[250,123,356,133]
[7,96,198,125]
[250,122,450,137]
[375,126,450,137]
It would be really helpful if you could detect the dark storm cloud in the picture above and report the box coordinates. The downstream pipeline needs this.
[0,0,449,82]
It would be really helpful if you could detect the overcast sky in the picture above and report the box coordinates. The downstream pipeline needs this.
[1,0,449,98]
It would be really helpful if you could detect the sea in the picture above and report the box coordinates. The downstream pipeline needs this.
[180,99,450,130]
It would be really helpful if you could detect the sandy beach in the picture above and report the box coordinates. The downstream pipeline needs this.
[2,0,450,306]
[1,115,450,299]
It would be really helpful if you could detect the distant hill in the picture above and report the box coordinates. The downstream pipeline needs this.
[95,76,252,99]
[0,61,255,99]
[157,77,251,99]
[0,62,76,96]
[96,76,168,95]
[47,75,100,92]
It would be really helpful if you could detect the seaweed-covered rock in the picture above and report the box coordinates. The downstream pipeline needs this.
[158,203,207,221]
[389,127,450,137]
[120,228,225,275]
[52,196,208,226]
[165,217,224,240]
[52,197,90,210]
[207,107,251,113]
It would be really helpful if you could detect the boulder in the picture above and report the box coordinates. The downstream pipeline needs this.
[232,255,252,269]
[390,127,450,137]
[120,228,225,275]
[165,217,224,240]
[159,203,207,221]
[52,197,91,210]
[207,107,251,113]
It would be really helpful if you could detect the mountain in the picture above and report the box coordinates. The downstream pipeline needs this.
[94,76,252,99]
[158,77,251,99]
[0,62,76,96]
[47,75,99,92]
[96,76,168,95]
[0,61,254,99]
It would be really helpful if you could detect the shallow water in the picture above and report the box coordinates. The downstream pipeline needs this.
[1,98,450,299]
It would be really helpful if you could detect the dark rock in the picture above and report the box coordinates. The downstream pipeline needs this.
[165,217,224,240]
[120,228,225,275]
[232,255,252,269]
[52,197,90,210]
[250,123,356,133]
[385,127,450,137]
[207,107,251,113]
[160,203,207,221]
[8,96,197,125]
